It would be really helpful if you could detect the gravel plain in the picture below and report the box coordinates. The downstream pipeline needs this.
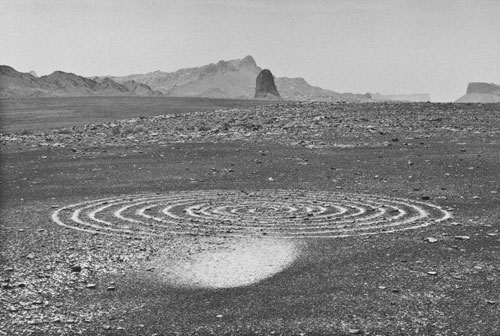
[1,101,500,335]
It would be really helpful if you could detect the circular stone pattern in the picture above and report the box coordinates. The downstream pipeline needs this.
[51,190,452,239]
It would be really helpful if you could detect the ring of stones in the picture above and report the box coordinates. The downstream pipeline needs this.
[51,190,451,239]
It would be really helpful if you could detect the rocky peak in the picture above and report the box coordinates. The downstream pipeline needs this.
[255,69,281,99]
[240,55,257,69]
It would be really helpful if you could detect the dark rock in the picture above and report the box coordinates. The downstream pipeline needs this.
[71,265,82,272]
[255,69,281,99]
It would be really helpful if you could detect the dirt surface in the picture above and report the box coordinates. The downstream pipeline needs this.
[1,101,500,335]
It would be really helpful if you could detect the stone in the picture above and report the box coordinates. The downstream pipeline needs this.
[255,69,281,99]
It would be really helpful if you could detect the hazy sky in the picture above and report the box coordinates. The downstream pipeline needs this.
[2,0,499,101]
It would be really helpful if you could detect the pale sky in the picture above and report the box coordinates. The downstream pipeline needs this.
[1,0,499,101]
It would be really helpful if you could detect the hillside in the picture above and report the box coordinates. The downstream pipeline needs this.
[455,82,500,103]
[0,66,161,98]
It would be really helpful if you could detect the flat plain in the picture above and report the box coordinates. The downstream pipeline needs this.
[1,98,499,335]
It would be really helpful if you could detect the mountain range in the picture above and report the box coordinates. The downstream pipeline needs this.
[0,65,161,98]
[1,56,433,101]
[103,55,371,101]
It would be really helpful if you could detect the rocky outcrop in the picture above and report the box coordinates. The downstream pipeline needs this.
[254,69,281,99]
[455,82,500,103]
[0,65,162,98]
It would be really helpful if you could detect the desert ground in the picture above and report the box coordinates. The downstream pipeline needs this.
[1,97,499,335]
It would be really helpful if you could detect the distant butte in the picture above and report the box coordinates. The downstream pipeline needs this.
[455,82,500,103]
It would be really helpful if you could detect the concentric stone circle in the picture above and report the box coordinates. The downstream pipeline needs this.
[51,190,452,239]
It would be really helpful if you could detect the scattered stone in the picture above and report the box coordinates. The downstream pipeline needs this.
[348,328,362,334]
[86,284,97,289]
[71,265,82,272]
[454,236,470,240]
[427,271,438,276]
[425,237,438,243]
[421,195,431,200]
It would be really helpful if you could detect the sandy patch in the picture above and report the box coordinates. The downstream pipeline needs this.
[149,238,300,289]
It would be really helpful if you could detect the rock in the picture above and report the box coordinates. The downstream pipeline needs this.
[86,283,97,289]
[425,237,438,243]
[255,69,281,99]
[454,236,470,240]
[71,265,82,272]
